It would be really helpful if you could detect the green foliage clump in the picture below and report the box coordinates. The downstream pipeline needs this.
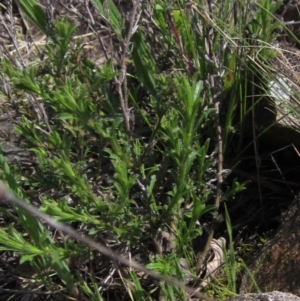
[0,0,284,300]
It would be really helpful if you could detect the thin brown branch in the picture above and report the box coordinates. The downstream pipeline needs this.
[166,9,194,76]
[115,0,141,136]
[195,3,224,276]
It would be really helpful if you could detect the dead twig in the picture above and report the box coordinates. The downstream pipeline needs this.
[114,0,141,136]
[195,3,224,277]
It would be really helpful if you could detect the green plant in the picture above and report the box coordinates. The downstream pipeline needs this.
[0,0,287,299]
[223,204,237,293]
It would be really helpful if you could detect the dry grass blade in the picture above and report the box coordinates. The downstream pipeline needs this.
[198,238,226,291]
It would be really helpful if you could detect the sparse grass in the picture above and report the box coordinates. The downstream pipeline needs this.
[0,0,295,300]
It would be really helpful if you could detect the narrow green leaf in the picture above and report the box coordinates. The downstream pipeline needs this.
[193,80,204,102]
[91,0,121,35]
[16,0,47,34]
[131,32,157,95]
[56,113,77,121]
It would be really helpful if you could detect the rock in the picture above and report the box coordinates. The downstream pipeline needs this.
[240,198,300,294]
[242,42,300,149]
[229,292,300,301]
[232,1,300,149]
[0,113,33,165]
[269,46,300,113]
